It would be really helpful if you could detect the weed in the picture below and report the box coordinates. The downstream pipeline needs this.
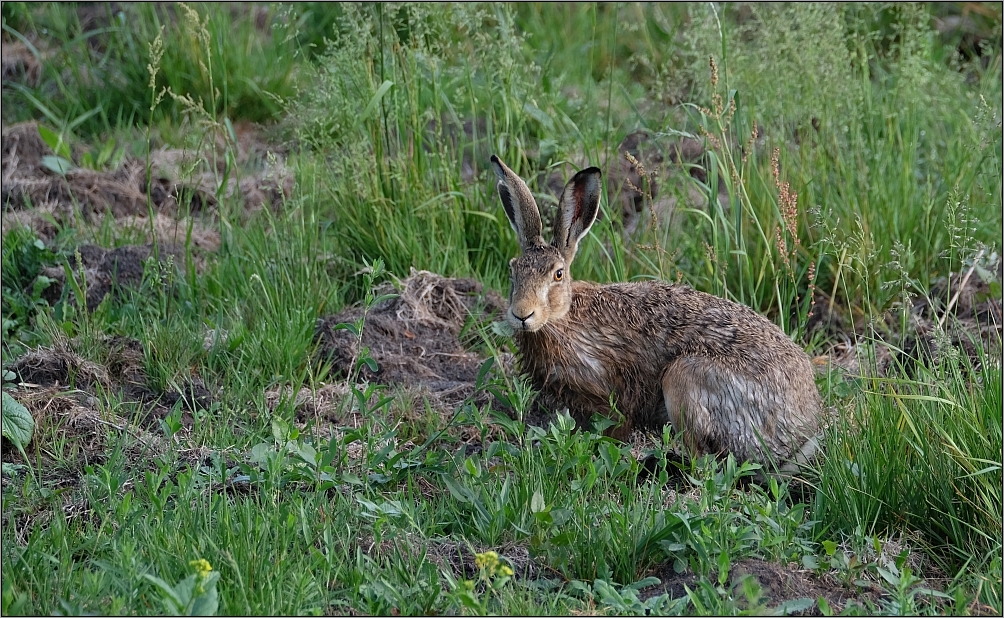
[1,227,60,352]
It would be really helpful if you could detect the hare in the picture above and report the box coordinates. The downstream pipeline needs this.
[490,155,822,475]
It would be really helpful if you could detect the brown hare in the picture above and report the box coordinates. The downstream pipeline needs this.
[490,154,822,476]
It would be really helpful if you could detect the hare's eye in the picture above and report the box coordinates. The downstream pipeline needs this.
[554,269,563,282]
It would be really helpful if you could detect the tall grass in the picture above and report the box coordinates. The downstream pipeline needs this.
[816,337,1002,600]
[289,3,552,292]
[289,3,1002,319]
[1,2,307,135]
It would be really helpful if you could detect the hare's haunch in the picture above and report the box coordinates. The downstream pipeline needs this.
[491,155,822,473]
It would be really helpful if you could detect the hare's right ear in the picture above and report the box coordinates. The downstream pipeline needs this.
[490,155,544,250]
[552,166,601,263]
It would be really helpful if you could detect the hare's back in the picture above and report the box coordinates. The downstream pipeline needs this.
[581,282,812,375]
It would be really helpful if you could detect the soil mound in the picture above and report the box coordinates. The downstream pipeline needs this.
[6,336,214,433]
[640,557,884,614]
[314,269,507,411]
[7,343,112,391]
[37,243,189,311]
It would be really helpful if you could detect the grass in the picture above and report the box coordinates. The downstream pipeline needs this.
[2,2,1002,615]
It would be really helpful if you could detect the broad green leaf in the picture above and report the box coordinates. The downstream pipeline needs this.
[442,475,474,504]
[271,418,290,443]
[2,391,34,449]
[717,550,730,586]
[41,155,74,176]
[37,124,70,158]
[530,489,545,513]
[775,597,815,615]
[141,574,186,614]
[189,572,220,616]
[475,357,495,390]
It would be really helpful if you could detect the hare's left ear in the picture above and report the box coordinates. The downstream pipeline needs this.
[552,166,601,263]
[491,155,544,251]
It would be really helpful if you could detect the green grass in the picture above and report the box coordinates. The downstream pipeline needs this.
[2,2,1002,615]
[1,2,314,139]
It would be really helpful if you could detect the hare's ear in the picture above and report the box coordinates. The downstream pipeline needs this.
[552,166,601,262]
[491,155,544,250]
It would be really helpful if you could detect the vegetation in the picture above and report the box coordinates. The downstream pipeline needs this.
[2,2,1001,615]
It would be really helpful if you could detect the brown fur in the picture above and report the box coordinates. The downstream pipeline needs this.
[490,155,822,470]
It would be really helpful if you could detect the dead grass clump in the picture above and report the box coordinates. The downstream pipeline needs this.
[393,269,503,333]
[2,387,108,472]
[264,383,349,424]
[1,39,42,87]
[1,386,164,482]
[355,531,537,583]
[116,213,221,254]
[4,335,213,435]
[8,342,112,391]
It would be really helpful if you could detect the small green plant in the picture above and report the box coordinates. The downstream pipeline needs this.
[875,559,951,615]
[143,558,221,616]
[443,550,515,616]
[569,577,687,616]
[1,575,30,616]
[1,227,60,350]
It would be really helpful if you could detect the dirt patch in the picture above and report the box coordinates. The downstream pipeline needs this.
[1,385,165,484]
[729,558,880,614]
[264,383,349,425]
[430,539,537,582]
[818,253,1002,378]
[5,336,213,435]
[3,122,174,216]
[1,39,41,88]
[357,532,537,583]
[314,270,507,412]
[37,242,189,311]
[641,558,882,614]
[1,121,212,243]
[1,120,290,246]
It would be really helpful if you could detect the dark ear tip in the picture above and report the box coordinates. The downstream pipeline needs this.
[490,155,507,180]
[574,166,602,180]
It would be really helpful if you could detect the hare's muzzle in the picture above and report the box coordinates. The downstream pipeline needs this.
[509,307,538,332]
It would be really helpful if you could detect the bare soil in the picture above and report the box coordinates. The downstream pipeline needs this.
[641,558,884,615]
[1,120,292,250]
[37,242,190,311]
[314,269,508,412]
[5,335,213,446]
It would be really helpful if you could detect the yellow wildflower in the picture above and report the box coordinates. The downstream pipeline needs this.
[475,551,499,572]
[190,559,213,576]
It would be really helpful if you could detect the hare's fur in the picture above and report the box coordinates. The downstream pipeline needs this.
[491,155,822,471]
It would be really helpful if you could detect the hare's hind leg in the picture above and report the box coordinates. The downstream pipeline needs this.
[660,358,716,457]
[775,433,821,476]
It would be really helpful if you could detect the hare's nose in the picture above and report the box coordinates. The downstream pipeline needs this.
[512,310,534,324]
